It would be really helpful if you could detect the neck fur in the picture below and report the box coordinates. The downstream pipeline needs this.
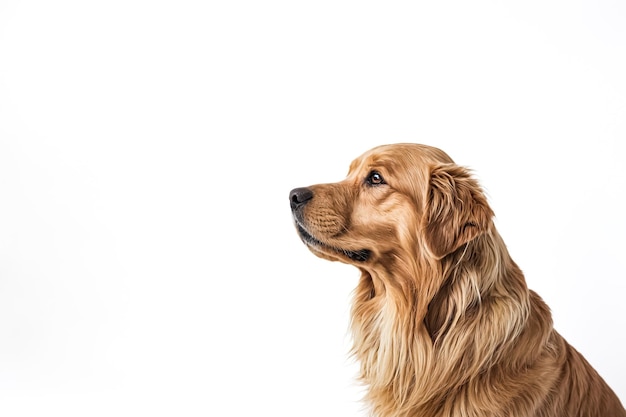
[349,228,550,416]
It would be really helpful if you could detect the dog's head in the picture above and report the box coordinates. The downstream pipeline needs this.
[289,143,494,266]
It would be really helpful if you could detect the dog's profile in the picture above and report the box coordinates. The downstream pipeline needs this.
[289,143,625,417]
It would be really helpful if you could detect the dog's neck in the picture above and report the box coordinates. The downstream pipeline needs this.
[350,228,553,416]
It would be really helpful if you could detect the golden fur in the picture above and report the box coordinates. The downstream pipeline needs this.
[289,143,625,417]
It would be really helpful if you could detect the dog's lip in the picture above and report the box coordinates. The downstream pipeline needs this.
[294,222,371,262]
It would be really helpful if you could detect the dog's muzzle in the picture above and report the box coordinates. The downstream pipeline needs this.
[289,187,371,262]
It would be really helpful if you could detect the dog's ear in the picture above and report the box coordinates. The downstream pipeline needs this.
[424,164,494,259]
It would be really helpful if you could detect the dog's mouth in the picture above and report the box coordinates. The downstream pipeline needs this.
[295,223,371,262]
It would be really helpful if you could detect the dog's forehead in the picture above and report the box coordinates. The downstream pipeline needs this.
[348,143,455,175]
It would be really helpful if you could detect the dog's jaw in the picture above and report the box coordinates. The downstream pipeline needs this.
[294,221,372,263]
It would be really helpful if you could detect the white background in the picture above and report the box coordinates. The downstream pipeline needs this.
[1,1,625,415]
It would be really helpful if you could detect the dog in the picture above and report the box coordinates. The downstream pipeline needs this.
[289,143,625,417]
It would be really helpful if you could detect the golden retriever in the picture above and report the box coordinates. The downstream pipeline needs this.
[289,143,625,417]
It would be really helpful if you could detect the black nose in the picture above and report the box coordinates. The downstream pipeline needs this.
[290,187,313,210]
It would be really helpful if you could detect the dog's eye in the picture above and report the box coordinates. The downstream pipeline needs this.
[366,171,385,186]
